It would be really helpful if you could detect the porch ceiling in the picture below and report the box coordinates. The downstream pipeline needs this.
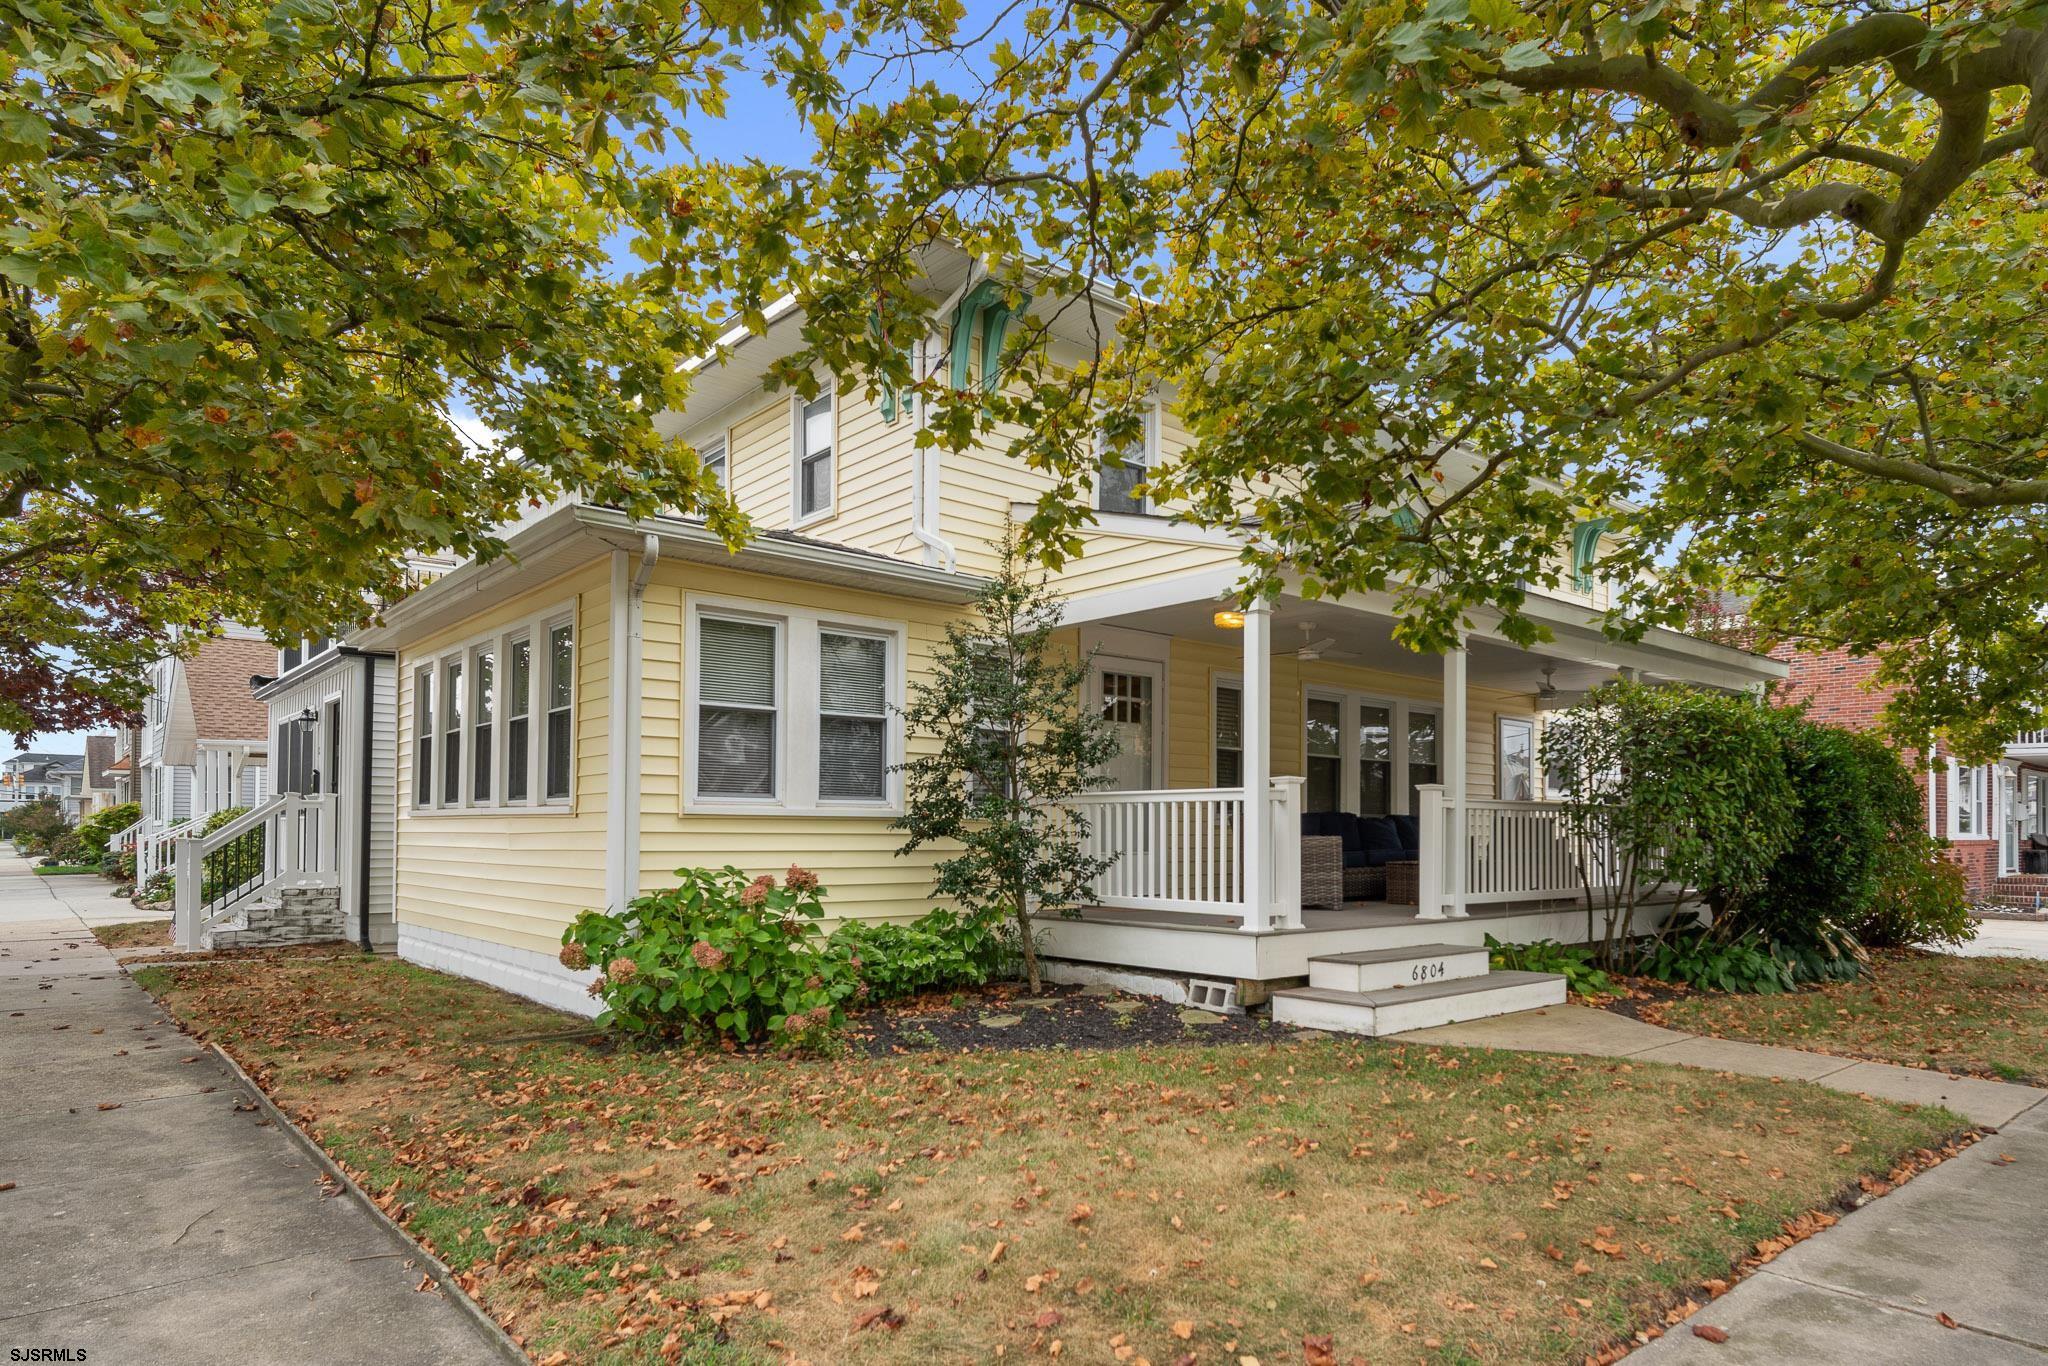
[1086,590,1776,694]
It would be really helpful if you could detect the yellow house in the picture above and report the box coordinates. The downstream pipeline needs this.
[345,255,1784,1032]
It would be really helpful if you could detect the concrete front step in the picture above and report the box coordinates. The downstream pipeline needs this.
[1272,970,1567,1037]
[1308,942,1490,994]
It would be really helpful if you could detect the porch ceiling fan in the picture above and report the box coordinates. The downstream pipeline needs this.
[1277,622,1357,662]
[1535,664,1590,712]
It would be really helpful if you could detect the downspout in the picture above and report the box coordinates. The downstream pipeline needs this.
[905,263,994,576]
[336,645,392,955]
[604,534,661,911]
[909,334,958,573]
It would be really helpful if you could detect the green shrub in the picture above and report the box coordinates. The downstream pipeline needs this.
[1636,929,1793,994]
[562,865,858,1046]
[74,801,141,858]
[830,908,1011,1001]
[1483,935,1615,999]
[1857,841,1973,948]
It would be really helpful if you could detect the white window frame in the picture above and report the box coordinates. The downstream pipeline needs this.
[698,431,728,490]
[684,594,906,816]
[1950,760,1992,840]
[791,387,836,526]
[409,597,576,816]
[1497,714,1537,802]
[1212,672,1243,787]
[1295,683,1441,816]
[1094,400,1160,516]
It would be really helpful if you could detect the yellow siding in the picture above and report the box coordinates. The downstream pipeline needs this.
[638,559,974,926]
[1161,636,1535,800]
[1046,530,1240,599]
[394,560,612,955]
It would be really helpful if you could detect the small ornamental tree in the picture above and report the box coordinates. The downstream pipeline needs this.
[1541,682,1796,968]
[893,531,1119,993]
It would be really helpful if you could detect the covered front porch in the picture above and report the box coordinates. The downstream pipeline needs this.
[1045,569,1783,989]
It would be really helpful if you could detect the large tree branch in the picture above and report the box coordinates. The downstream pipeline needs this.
[1791,429,2048,509]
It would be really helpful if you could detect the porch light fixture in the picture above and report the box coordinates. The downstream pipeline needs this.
[1212,610,1245,630]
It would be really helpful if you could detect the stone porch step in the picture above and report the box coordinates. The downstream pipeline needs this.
[1307,942,1490,994]
[1271,970,1567,1037]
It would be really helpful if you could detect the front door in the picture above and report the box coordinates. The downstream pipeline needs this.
[1094,660,1164,792]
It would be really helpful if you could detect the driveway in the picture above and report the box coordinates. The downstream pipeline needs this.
[1949,917,2048,961]
[0,847,504,1364]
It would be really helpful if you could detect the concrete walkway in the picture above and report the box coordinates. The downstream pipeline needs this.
[1951,917,2048,961]
[0,846,501,1364]
[1629,1099,2048,1362]
[1401,1005,2048,1361]
[1398,1002,2046,1127]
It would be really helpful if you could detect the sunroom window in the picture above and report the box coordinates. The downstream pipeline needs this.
[819,631,887,801]
[697,617,778,798]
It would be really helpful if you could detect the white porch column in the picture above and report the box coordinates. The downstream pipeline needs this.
[1439,642,1469,919]
[1241,600,1272,932]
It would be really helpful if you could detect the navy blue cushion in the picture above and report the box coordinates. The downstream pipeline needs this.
[1356,816,1402,853]
[1390,813,1420,847]
[1300,811,1342,841]
[1360,846,1421,868]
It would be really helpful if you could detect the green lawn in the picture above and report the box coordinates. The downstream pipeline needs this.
[34,863,101,876]
[136,957,1969,1365]
[1650,949,2048,1085]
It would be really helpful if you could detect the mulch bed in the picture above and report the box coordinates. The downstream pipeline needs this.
[842,982,1290,1055]
[1593,978,1694,1025]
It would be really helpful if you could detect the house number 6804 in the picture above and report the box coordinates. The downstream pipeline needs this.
[1411,962,1446,982]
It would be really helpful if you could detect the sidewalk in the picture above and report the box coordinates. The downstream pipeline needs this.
[1399,1002,2046,1127]
[0,845,502,1364]
[1400,1005,2048,1362]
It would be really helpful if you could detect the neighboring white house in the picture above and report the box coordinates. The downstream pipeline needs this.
[121,628,274,884]
[0,751,84,815]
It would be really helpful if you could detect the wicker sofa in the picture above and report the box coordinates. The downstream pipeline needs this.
[1300,811,1422,903]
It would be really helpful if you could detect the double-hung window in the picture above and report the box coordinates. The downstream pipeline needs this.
[545,623,574,801]
[410,604,572,812]
[471,647,495,803]
[819,631,888,802]
[700,434,727,489]
[413,667,434,806]
[1305,695,1343,812]
[795,392,834,521]
[1214,681,1242,787]
[440,658,464,806]
[1952,762,1988,838]
[689,601,903,813]
[697,616,779,798]
[504,636,531,804]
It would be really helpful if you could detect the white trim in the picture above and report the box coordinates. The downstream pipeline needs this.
[683,591,907,817]
[406,595,577,816]
[1949,758,1995,841]
[399,923,599,1018]
[790,385,838,527]
[1012,502,1239,548]
[1093,399,1160,516]
[1211,670,1243,787]
[1090,654,1169,792]
[1496,714,1537,802]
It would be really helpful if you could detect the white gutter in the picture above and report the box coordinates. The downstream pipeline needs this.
[603,533,661,911]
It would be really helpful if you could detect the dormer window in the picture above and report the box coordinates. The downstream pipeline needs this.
[1096,404,1158,516]
[793,391,834,522]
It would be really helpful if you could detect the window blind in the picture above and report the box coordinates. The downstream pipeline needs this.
[819,632,886,800]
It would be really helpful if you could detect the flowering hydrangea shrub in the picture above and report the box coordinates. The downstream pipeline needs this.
[561,865,858,1046]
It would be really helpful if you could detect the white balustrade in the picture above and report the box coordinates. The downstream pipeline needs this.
[1072,787,1246,917]
[1463,798,1626,905]
[171,794,336,948]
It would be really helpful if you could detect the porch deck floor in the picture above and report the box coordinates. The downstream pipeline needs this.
[1055,899,1582,936]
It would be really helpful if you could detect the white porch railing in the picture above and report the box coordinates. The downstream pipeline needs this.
[1071,778,1304,931]
[172,794,335,948]
[2011,729,2048,753]
[1461,798,1624,904]
[125,815,202,886]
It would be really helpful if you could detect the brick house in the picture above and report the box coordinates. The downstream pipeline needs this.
[1771,642,2019,900]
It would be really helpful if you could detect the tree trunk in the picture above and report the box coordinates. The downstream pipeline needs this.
[1012,897,1042,994]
